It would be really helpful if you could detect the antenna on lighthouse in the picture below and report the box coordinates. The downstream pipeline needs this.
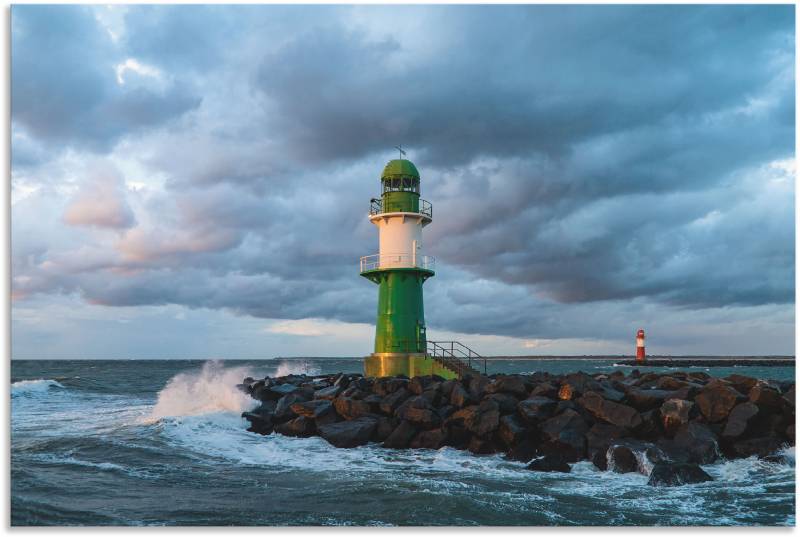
[394,145,406,159]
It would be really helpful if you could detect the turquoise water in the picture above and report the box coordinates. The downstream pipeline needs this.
[11,358,796,526]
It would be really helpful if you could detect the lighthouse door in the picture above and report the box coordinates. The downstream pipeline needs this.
[416,323,426,353]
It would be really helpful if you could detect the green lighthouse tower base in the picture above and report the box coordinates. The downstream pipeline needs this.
[360,158,458,380]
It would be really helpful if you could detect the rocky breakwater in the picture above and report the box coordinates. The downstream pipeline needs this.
[238,369,795,486]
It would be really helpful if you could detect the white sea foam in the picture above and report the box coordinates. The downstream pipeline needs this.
[147,360,258,422]
[11,379,65,397]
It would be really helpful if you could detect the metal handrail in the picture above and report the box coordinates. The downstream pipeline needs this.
[360,254,435,272]
[369,198,433,219]
[427,340,487,376]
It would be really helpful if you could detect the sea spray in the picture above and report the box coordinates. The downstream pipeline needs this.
[273,360,321,377]
[149,360,258,420]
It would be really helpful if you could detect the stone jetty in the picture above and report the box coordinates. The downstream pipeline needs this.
[238,369,795,486]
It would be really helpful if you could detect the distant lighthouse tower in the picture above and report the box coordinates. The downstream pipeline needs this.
[360,156,457,379]
[636,329,646,363]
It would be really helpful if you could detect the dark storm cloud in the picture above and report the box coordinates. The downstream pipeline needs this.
[10,4,795,350]
[11,5,200,153]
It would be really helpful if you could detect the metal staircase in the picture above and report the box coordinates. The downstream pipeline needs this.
[427,340,486,377]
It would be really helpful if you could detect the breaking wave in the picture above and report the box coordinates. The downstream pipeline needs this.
[147,361,258,421]
[11,379,65,397]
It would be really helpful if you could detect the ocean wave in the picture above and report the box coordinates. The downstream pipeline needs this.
[273,360,321,377]
[146,360,258,422]
[11,379,65,397]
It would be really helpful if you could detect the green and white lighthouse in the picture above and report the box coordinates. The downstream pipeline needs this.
[360,158,459,379]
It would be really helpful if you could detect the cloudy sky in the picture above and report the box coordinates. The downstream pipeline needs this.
[11,4,795,359]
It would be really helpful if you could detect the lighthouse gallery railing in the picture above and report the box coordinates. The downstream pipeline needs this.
[370,198,432,218]
[360,254,435,272]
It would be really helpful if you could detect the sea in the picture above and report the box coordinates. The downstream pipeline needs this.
[10,358,797,526]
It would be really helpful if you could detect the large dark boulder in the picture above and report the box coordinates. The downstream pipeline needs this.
[656,376,689,391]
[579,392,642,429]
[498,414,528,447]
[695,384,743,423]
[530,382,558,399]
[396,396,442,429]
[242,411,274,435]
[449,399,501,437]
[410,428,447,449]
[506,437,539,463]
[485,393,519,415]
[486,375,528,398]
[749,384,784,412]
[467,436,496,455]
[466,375,491,400]
[586,423,627,470]
[539,409,588,462]
[782,385,795,409]
[527,454,571,473]
[291,399,334,420]
[517,397,557,424]
[318,417,378,448]
[725,374,758,395]
[660,399,693,437]
[625,388,674,411]
[275,416,316,438]
[608,444,638,473]
[664,422,719,464]
[408,376,437,395]
[333,397,372,420]
[383,420,418,449]
[274,393,309,422]
[373,416,395,442]
[380,387,411,415]
[731,436,785,459]
[450,383,472,408]
[722,402,759,439]
[314,385,342,400]
[562,372,602,396]
[647,463,713,486]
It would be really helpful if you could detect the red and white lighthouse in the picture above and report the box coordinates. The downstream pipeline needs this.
[636,329,646,362]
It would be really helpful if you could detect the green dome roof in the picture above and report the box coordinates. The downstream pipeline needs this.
[381,159,419,180]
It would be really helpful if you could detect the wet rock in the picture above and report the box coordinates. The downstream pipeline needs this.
[695,384,743,423]
[667,422,719,464]
[586,423,627,469]
[314,385,342,400]
[486,375,528,398]
[380,387,411,415]
[450,383,472,408]
[661,399,693,437]
[749,384,783,412]
[274,393,309,422]
[787,424,795,443]
[485,393,519,415]
[410,428,447,449]
[242,411,274,435]
[540,409,588,462]
[383,420,418,449]
[396,396,441,429]
[291,399,335,422]
[608,444,638,473]
[450,399,500,436]
[408,376,437,395]
[467,436,495,455]
[527,454,571,473]
[647,463,713,486]
[625,388,674,411]
[725,374,758,394]
[467,375,491,400]
[275,416,316,438]
[318,417,378,448]
[333,397,372,420]
[506,437,539,463]
[563,372,602,395]
[498,414,527,447]
[439,379,457,399]
[517,397,557,424]
[656,376,689,391]
[579,392,642,429]
[722,402,759,439]
[783,385,795,409]
[373,416,395,442]
[530,382,558,399]
[732,436,785,459]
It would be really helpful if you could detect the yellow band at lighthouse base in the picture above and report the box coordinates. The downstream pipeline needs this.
[364,353,459,380]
